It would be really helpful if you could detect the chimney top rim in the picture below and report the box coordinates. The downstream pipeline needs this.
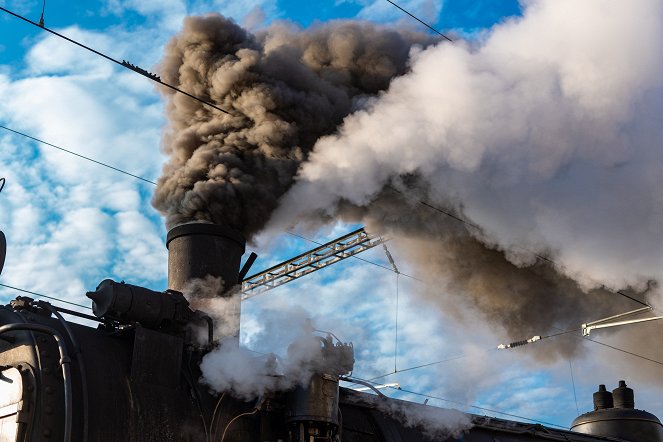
[166,222,246,250]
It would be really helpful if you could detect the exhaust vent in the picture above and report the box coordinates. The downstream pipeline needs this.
[166,222,246,296]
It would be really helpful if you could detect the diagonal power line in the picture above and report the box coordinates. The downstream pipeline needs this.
[0,282,91,310]
[383,0,453,41]
[0,6,233,115]
[0,124,157,185]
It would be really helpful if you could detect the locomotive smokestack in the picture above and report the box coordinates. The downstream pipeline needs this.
[166,222,246,294]
[166,222,246,342]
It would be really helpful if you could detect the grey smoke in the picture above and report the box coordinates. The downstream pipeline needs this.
[267,0,663,358]
[156,0,663,377]
[153,15,435,235]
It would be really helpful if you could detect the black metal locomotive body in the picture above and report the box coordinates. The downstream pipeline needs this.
[1,222,661,442]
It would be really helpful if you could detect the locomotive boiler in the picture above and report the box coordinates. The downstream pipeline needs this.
[0,222,662,442]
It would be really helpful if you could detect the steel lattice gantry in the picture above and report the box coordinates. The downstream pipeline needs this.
[240,228,384,300]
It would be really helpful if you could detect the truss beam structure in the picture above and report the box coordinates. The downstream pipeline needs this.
[241,228,384,300]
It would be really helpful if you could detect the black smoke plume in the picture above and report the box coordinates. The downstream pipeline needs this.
[153,15,434,234]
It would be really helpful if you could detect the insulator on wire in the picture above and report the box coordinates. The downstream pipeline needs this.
[497,335,541,350]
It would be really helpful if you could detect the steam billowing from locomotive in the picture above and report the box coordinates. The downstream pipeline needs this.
[153,0,663,368]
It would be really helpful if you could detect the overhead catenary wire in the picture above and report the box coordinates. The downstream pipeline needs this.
[0,124,157,185]
[0,6,233,115]
[583,335,663,367]
[343,375,566,429]
[383,0,453,42]
[395,386,567,429]
[1,125,421,284]
[4,116,647,313]
[569,360,580,416]
[394,272,399,373]
[359,327,583,385]
[348,325,663,424]
[0,282,92,310]
[385,185,652,309]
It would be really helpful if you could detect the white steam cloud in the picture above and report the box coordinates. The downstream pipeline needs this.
[273,0,663,291]
[157,0,663,404]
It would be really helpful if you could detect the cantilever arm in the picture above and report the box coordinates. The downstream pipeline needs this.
[582,307,663,336]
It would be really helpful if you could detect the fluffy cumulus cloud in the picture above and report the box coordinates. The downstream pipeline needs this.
[3,0,663,430]
[0,0,278,308]
[0,14,169,308]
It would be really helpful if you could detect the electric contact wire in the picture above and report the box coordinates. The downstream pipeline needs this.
[0,6,232,115]
[345,375,566,429]
[385,185,652,309]
[0,125,157,185]
[394,272,399,373]
[569,360,580,416]
[582,336,663,367]
[383,0,453,41]
[395,386,567,429]
[348,330,663,424]
[545,324,663,368]
[361,327,583,384]
[0,282,92,310]
[1,126,419,284]
[6,122,645,312]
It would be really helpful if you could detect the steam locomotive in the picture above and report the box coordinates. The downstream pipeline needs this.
[1,222,662,441]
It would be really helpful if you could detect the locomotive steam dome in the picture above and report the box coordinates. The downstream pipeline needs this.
[571,381,663,442]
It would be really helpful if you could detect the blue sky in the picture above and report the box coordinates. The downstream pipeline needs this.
[1,0,662,431]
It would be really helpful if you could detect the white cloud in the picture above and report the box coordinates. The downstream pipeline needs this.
[1,0,662,430]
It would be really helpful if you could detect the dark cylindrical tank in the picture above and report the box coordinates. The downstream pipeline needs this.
[572,382,663,442]
[286,373,340,425]
[166,222,246,295]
